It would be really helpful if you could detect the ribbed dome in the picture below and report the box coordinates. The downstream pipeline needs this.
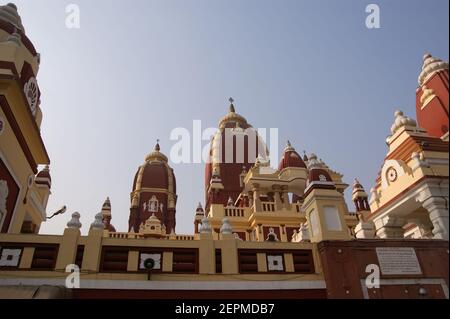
[145,142,168,162]
[390,110,417,134]
[0,3,25,32]
[278,141,306,170]
[418,53,449,86]
[218,99,250,129]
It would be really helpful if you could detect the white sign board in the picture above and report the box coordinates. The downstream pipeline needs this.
[376,247,422,275]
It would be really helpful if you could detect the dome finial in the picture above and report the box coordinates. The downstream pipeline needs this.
[228,97,235,113]
[284,140,295,152]
[155,139,160,151]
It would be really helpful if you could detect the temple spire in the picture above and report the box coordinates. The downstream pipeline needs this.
[229,97,235,113]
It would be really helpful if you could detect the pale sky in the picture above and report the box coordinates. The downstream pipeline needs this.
[9,0,448,235]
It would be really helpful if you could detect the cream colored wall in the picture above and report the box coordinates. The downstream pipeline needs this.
[369,142,449,215]
[0,106,34,232]
[303,188,351,242]
[0,230,325,282]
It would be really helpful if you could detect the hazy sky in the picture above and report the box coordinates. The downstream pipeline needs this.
[10,0,448,235]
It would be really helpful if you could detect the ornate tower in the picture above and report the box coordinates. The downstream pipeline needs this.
[128,142,177,233]
[193,202,204,234]
[415,53,449,140]
[0,3,51,233]
[352,178,370,213]
[101,197,116,232]
[204,98,268,212]
[302,157,351,243]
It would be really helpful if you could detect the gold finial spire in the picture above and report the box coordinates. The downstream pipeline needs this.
[229,97,235,113]
[155,139,160,151]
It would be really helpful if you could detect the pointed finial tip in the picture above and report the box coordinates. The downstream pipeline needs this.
[423,52,432,61]
[228,97,235,113]
[154,139,160,151]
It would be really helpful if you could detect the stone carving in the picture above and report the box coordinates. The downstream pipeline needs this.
[23,77,38,116]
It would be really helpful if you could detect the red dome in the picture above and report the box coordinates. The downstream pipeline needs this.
[278,142,306,170]
[129,143,177,233]
[132,143,176,192]
[308,168,332,183]
[139,162,169,189]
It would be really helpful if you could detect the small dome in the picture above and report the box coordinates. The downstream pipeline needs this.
[390,110,417,134]
[35,165,51,188]
[352,178,368,200]
[196,202,204,214]
[0,3,25,32]
[100,197,115,231]
[101,197,111,216]
[133,142,175,191]
[145,141,168,163]
[278,141,307,170]
[307,168,332,183]
[418,53,449,86]
[218,98,250,129]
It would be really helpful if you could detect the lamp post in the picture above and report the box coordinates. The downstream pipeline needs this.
[47,205,67,219]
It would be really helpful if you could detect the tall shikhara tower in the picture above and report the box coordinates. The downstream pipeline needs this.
[204,99,269,212]
[415,53,449,140]
[128,142,177,233]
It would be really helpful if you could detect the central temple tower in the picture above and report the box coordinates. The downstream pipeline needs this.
[204,99,269,212]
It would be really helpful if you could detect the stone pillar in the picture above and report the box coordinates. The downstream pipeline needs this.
[252,184,262,212]
[422,197,449,240]
[374,216,405,239]
[55,228,80,271]
[280,224,287,242]
[220,233,239,274]
[81,228,104,272]
[273,185,283,211]
[199,232,215,274]
[281,186,290,210]
[257,224,263,242]
[354,221,375,239]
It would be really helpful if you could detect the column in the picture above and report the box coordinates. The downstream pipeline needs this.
[252,184,262,212]
[422,197,449,240]
[281,186,290,210]
[81,228,103,272]
[55,227,81,271]
[272,185,282,211]
[374,216,405,239]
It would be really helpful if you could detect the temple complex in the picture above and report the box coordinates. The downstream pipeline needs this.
[0,3,448,299]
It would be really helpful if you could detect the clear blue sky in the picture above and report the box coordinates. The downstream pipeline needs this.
[11,0,448,235]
